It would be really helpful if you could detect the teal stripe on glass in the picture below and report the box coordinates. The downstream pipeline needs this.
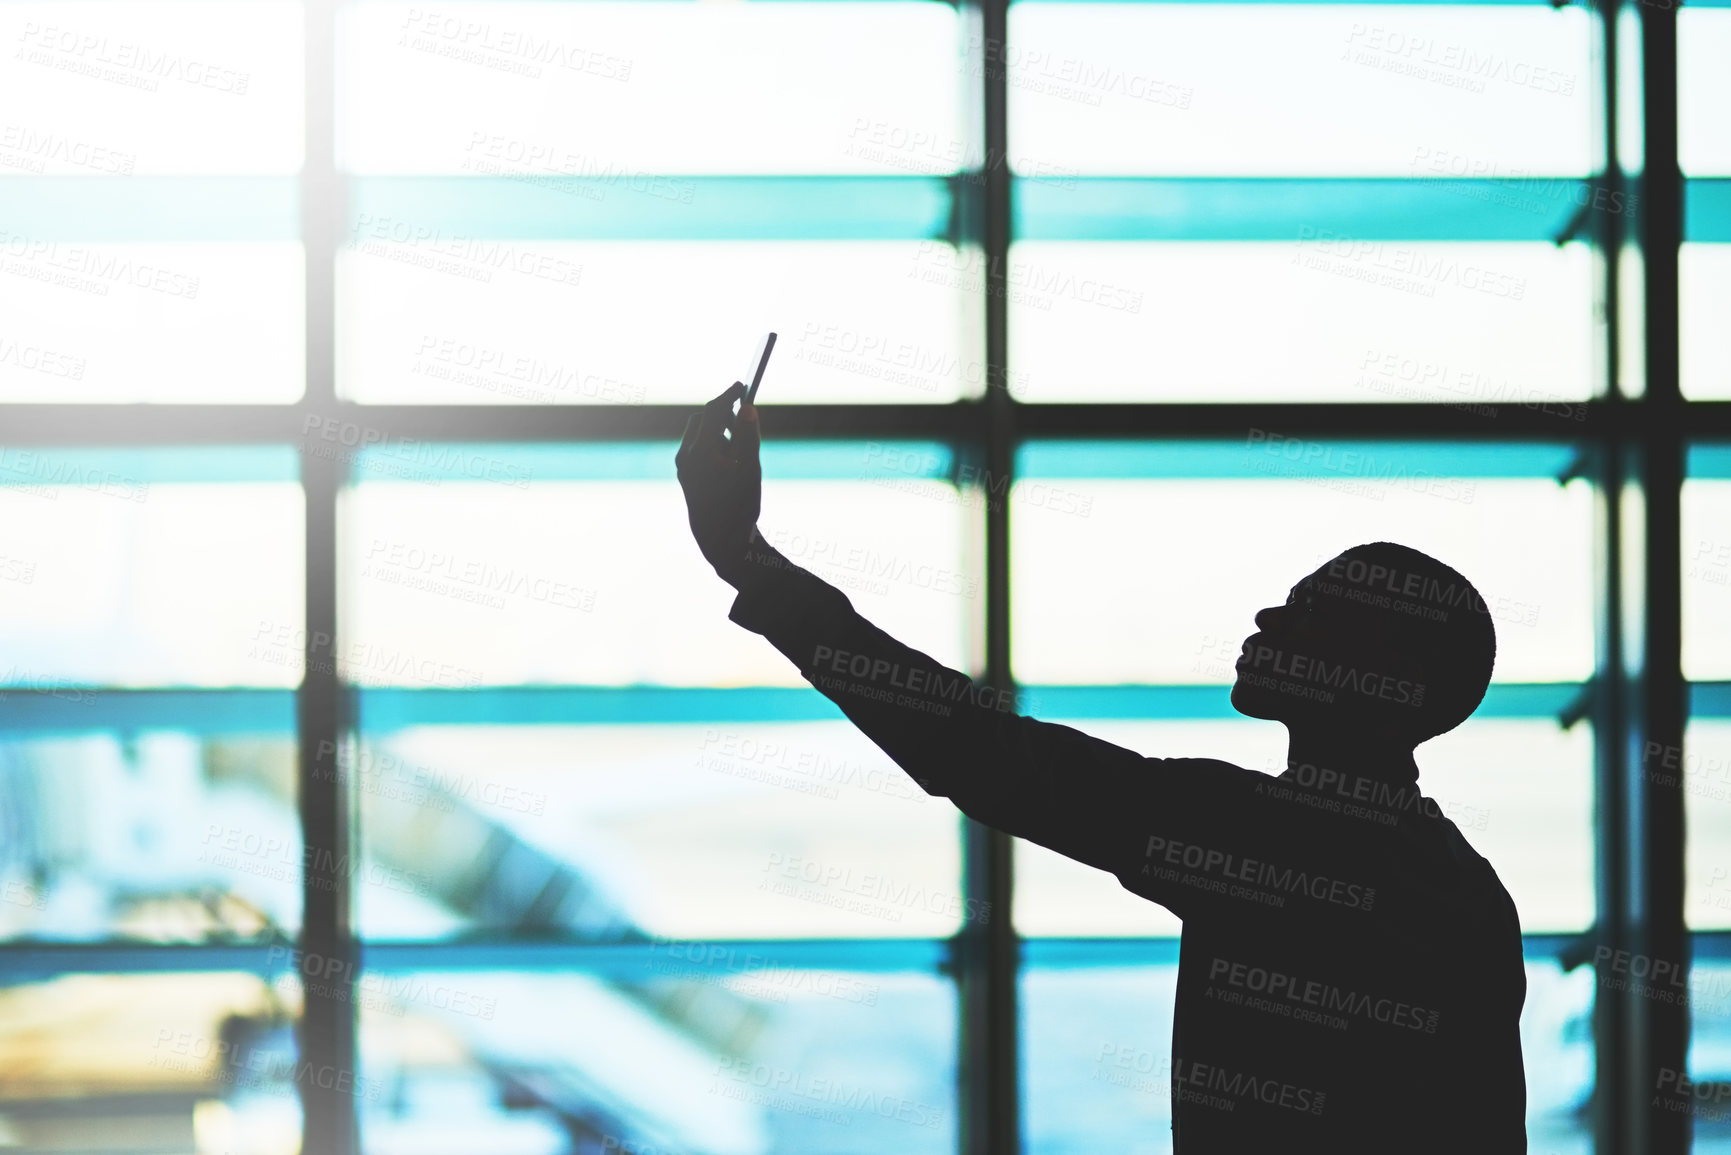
[0,689,294,735]
[352,440,954,483]
[1017,440,1579,480]
[1019,685,1238,718]
[12,174,1703,246]
[348,175,953,241]
[1688,444,1731,479]
[1686,179,1731,243]
[358,686,848,730]
[0,939,950,984]
[348,0,954,5]
[1019,0,1563,5]
[0,177,299,242]
[1016,177,1585,242]
[351,681,1582,729]
[0,680,1649,735]
[1022,936,1577,971]
[1021,939,1183,968]
[353,441,677,485]
[0,945,296,983]
[0,446,298,487]
[364,938,950,974]
[1022,682,1582,719]
[0,932,1656,985]
[1694,683,1731,718]
[336,0,1603,5]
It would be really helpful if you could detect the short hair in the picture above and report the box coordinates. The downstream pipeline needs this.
[1329,542,1497,740]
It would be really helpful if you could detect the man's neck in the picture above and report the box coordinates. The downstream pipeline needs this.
[1282,734,1420,787]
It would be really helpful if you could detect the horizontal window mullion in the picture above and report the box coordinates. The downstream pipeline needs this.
[0,403,1725,449]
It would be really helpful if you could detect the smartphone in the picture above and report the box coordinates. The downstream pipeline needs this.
[742,331,776,404]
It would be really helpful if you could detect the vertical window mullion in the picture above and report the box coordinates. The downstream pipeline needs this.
[957,0,1019,1152]
[1591,1,1631,1150]
[1632,0,1688,1148]
[1596,0,1687,1150]
[297,0,357,1150]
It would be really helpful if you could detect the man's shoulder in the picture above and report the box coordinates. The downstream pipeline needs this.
[1165,758,1415,826]
[1153,755,1263,778]
[1421,820,1523,938]
[1431,815,1507,886]
[1140,756,1298,803]
[1469,846,1523,931]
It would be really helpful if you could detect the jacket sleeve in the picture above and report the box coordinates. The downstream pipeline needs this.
[724,544,1351,922]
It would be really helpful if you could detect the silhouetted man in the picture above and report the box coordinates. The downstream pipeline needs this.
[677,382,1527,1153]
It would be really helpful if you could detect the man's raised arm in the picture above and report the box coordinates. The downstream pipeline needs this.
[675,384,1158,881]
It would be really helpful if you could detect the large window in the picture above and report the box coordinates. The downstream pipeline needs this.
[0,0,1715,1153]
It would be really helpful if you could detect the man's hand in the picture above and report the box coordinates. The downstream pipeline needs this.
[676,382,763,588]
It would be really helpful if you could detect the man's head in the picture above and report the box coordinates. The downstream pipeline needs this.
[1230,542,1497,745]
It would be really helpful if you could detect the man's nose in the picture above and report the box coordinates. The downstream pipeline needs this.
[1253,605,1281,631]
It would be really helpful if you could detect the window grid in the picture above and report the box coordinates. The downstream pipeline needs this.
[0,0,1716,1153]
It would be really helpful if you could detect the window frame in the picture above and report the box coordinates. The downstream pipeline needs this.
[0,0,1718,1152]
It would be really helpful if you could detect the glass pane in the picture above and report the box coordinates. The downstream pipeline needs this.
[357,967,955,1154]
[340,449,973,686]
[1007,241,1592,403]
[1007,5,1592,177]
[1021,957,1592,1155]
[1010,469,1593,686]
[338,2,962,176]
[0,242,304,403]
[0,3,304,176]
[0,730,304,941]
[1010,457,1593,936]
[0,458,303,688]
[337,240,973,405]
[1683,721,1731,930]
[1022,964,1178,1155]
[350,723,963,941]
[1682,245,1731,401]
[1688,958,1731,1152]
[1680,10,1731,178]
[1684,479,1731,682]
[0,971,305,1151]
[1012,718,1591,936]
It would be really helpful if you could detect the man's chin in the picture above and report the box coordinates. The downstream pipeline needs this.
[1229,679,1281,720]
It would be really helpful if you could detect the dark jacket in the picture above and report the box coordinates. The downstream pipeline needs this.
[727,546,1527,1154]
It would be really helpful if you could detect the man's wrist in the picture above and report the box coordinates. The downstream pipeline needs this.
[726,528,854,640]
[723,529,789,594]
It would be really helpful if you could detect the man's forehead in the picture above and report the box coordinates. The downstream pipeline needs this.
[1294,563,1338,596]
[1291,560,1369,607]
